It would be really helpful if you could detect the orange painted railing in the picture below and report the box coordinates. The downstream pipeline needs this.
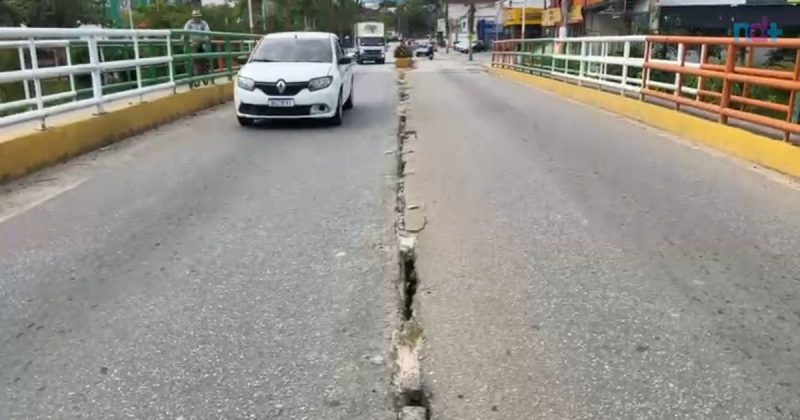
[493,35,800,142]
[643,36,800,141]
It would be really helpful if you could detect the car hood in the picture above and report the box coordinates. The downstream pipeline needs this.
[240,62,332,83]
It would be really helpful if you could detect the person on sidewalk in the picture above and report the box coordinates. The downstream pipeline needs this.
[183,10,212,86]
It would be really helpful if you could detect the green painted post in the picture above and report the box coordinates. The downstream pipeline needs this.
[184,37,193,83]
[225,36,233,80]
[145,44,155,84]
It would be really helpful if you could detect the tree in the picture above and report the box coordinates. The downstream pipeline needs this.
[0,0,20,25]
[8,0,106,27]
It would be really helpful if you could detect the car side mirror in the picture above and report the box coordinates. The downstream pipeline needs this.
[338,57,352,65]
[235,55,249,65]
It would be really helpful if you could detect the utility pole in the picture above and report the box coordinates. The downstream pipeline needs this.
[262,0,268,33]
[468,2,475,61]
[248,0,255,33]
[559,0,569,39]
[445,2,450,54]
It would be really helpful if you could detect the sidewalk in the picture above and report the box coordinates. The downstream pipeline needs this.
[1,78,230,143]
[0,78,233,182]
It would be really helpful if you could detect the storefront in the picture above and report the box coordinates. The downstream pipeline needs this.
[502,6,544,38]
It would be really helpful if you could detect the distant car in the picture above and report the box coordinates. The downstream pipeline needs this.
[234,32,355,126]
[453,40,467,53]
[413,40,434,59]
[472,40,486,52]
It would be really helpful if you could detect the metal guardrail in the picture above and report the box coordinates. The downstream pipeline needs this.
[493,36,800,142]
[0,28,260,130]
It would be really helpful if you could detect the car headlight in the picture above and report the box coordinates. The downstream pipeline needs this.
[237,76,255,91]
[308,76,333,91]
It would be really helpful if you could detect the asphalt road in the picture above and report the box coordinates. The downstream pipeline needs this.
[409,56,800,419]
[0,65,398,419]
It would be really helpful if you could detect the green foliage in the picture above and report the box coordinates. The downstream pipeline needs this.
[7,0,107,27]
[133,2,245,32]
[0,0,19,25]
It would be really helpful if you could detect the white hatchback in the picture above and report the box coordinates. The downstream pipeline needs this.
[234,32,354,126]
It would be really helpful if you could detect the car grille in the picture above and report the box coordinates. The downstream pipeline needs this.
[255,81,308,96]
[362,50,383,57]
[239,103,312,116]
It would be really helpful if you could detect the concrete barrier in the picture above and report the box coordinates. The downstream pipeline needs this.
[488,66,800,180]
[0,83,234,183]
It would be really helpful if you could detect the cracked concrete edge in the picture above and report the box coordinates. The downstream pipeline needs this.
[393,68,429,418]
[400,406,427,420]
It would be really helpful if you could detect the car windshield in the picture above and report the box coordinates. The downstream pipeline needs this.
[250,37,332,63]
[359,37,385,47]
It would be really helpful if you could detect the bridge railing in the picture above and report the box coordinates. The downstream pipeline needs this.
[0,27,260,130]
[493,35,800,142]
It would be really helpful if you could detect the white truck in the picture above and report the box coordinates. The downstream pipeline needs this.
[353,22,386,64]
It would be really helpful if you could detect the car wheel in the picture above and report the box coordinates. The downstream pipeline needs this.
[329,92,343,126]
[238,116,254,127]
[343,84,354,110]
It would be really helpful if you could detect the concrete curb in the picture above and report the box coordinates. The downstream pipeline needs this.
[0,83,234,183]
[487,65,800,179]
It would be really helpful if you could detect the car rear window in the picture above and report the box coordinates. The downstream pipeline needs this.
[251,37,333,63]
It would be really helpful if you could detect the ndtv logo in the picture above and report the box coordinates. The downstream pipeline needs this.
[732,16,783,42]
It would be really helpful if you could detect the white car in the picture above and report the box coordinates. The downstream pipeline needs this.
[234,32,355,126]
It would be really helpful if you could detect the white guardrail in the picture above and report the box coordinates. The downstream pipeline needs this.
[492,35,703,97]
[0,27,174,130]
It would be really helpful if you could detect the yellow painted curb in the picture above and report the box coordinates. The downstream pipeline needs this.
[488,66,800,179]
[0,82,234,183]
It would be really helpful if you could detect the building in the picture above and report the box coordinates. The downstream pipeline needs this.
[581,0,657,36]
[499,0,545,39]
[658,0,800,36]
[537,0,653,37]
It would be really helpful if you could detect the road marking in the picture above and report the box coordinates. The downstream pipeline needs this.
[0,177,87,224]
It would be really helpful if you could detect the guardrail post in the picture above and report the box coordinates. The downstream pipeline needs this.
[26,37,46,129]
[225,36,233,80]
[674,42,686,111]
[133,34,144,103]
[640,40,651,101]
[167,33,176,94]
[578,41,586,86]
[719,43,736,124]
[87,35,105,115]
[696,44,708,102]
[741,46,754,111]
[184,36,193,88]
[621,41,630,95]
[17,46,30,103]
[65,42,76,100]
[786,49,800,142]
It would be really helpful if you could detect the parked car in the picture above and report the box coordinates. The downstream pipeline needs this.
[234,32,355,126]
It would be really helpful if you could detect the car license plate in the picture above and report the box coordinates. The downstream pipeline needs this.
[268,99,294,107]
